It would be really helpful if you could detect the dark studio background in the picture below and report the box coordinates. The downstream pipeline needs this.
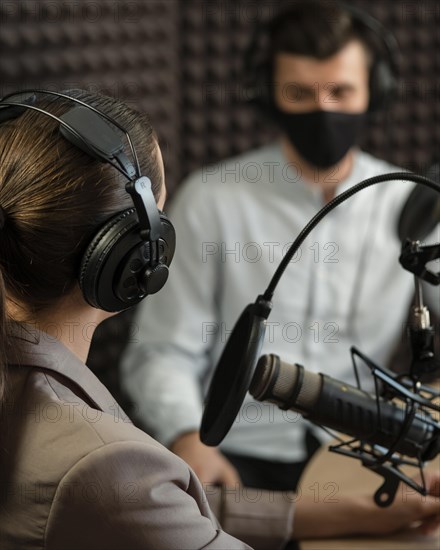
[0,0,438,411]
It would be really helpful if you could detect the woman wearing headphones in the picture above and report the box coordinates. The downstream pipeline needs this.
[0,89,260,549]
[0,90,438,550]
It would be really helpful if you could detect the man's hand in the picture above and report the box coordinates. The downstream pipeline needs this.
[293,472,440,539]
[171,431,242,487]
[363,472,440,536]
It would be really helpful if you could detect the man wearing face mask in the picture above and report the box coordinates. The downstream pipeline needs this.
[121,2,440,535]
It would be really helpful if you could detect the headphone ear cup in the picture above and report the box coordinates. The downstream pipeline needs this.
[368,58,398,112]
[79,208,176,312]
[246,58,277,118]
[243,16,275,115]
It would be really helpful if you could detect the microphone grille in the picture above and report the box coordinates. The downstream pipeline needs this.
[275,358,301,401]
[250,355,322,410]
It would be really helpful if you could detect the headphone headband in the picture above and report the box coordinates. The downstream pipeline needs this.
[0,90,162,239]
[1,89,141,173]
[340,3,399,76]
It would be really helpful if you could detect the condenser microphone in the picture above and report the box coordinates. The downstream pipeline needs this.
[250,354,440,461]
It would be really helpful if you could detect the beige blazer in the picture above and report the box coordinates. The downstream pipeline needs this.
[0,324,293,549]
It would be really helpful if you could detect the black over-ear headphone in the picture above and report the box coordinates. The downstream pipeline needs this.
[244,2,399,113]
[0,90,176,313]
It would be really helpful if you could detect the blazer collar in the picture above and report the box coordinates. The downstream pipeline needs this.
[7,322,131,423]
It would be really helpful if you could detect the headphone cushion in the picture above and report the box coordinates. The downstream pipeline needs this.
[79,208,138,310]
[368,59,398,112]
[79,208,176,312]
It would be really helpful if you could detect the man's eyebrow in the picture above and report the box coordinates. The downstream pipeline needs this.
[283,83,315,92]
[326,83,357,92]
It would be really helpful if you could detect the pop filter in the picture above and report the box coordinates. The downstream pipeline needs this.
[398,164,440,242]
[200,296,272,446]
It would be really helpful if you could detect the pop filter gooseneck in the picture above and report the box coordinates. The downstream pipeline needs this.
[200,172,440,446]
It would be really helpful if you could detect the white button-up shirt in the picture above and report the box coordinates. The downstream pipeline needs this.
[121,143,440,462]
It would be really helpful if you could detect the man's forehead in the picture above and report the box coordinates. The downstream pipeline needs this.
[274,40,370,81]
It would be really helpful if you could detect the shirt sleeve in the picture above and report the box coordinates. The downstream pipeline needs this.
[45,440,252,550]
[120,175,221,446]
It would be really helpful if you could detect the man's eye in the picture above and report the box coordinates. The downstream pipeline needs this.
[331,88,350,98]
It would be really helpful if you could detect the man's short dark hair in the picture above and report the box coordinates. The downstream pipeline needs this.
[269,1,374,66]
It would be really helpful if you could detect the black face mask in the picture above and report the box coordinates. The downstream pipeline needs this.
[272,109,367,169]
